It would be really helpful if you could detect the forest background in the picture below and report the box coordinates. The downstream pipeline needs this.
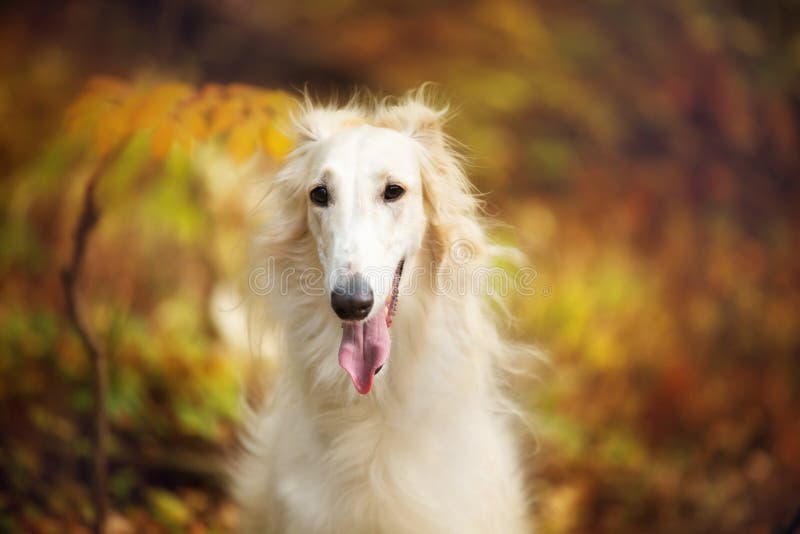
[1,1,799,532]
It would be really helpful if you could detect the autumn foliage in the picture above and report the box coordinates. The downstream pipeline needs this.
[66,77,296,162]
[1,1,799,533]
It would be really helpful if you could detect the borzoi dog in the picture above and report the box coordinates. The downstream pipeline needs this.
[234,88,532,533]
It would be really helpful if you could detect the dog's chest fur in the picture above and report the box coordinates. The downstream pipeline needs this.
[270,390,528,533]
[237,313,531,534]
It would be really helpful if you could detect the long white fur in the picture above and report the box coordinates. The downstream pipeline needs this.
[233,87,534,533]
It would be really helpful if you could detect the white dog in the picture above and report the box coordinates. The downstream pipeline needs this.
[234,88,533,533]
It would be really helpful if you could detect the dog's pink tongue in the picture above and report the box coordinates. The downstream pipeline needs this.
[338,312,390,394]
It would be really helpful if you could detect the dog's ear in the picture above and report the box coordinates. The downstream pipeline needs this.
[375,97,448,153]
[293,91,368,145]
[377,91,482,270]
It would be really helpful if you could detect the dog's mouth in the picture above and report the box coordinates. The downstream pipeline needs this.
[337,259,404,394]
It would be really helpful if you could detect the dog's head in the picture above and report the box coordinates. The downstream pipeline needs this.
[267,89,483,394]
[303,122,425,323]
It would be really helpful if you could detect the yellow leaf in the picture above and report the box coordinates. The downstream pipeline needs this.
[179,105,209,140]
[112,93,142,139]
[94,110,128,156]
[210,98,244,136]
[173,123,195,153]
[151,118,177,160]
[64,79,296,162]
[247,108,271,128]
[65,79,131,135]
[261,125,294,159]
[132,82,193,130]
[227,120,260,163]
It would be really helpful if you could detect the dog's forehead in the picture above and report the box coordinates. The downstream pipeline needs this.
[315,125,420,178]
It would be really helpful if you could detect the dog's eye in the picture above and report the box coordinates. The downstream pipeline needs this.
[309,186,329,207]
[383,184,405,202]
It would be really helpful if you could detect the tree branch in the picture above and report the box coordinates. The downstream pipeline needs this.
[61,158,111,534]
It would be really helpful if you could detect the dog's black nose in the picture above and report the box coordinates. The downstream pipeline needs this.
[331,273,374,321]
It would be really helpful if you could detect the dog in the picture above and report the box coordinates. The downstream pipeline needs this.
[233,87,533,533]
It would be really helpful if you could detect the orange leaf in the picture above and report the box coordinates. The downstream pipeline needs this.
[94,110,128,156]
[151,118,178,160]
[210,98,245,136]
[132,83,193,130]
[227,120,260,163]
[179,105,209,140]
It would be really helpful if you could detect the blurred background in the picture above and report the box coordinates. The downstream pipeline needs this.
[1,0,799,532]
